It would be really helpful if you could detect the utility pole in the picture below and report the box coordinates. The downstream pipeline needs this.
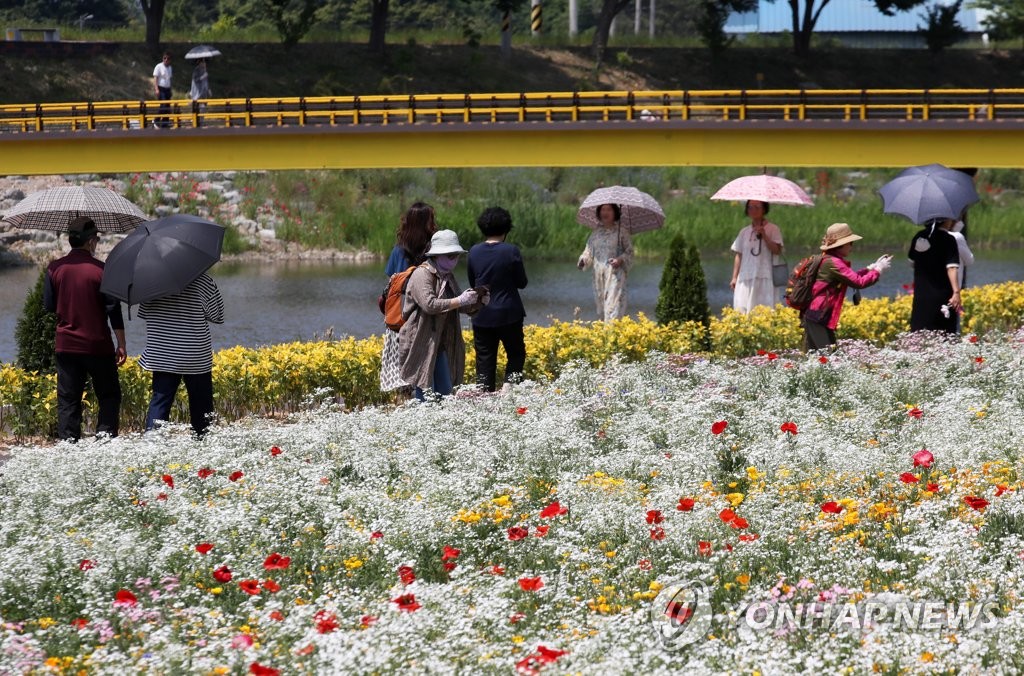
[569,0,578,37]
[635,0,641,34]
[649,0,655,38]
[531,0,542,37]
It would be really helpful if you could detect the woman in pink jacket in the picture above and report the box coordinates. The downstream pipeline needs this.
[803,223,892,351]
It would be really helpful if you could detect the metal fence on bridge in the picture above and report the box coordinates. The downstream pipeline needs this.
[3,89,1024,134]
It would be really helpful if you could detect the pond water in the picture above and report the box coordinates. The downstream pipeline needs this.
[2,250,1024,363]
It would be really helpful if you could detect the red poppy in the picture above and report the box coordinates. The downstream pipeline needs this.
[730,516,749,529]
[996,484,1010,497]
[314,610,339,632]
[70,618,88,629]
[161,474,174,489]
[79,559,95,571]
[393,593,421,612]
[263,552,291,570]
[195,543,214,555]
[442,545,461,561]
[638,559,652,570]
[899,472,919,484]
[718,508,736,524]
[697,541,712,557]
[676,497,695,512]
[964,496,989,511]
[156,492,168,501]
[507,526,530,541]
[262,579,281,593]
[239,579,261,595]
[975,356,985,364]
[780,422,798,435]
[442,562,457,572]
[268,610,285,622]
[646,509,665,525]
[360,615,377,628]
[509,612,526,624]
[650,527,666,540]
[270,446,283,456]
[766,352,778,361]
[296,644,315,656]
[229,471,244,482]
[908,407,923,419]
[487,565,506,576]
[756,349,766,356]
[540,501,568,518]
[926,483,939,492]
[370,531,384,540]
[969,335,979,344]
[711,420,728,435]
[913,449,934,468]
[114,589,138,607]
[198,467,215,479]
[518,576,544,592]
[536,646,568,662]
[534,525,550,537]
[820,501,843,514]
[819,356,829,364]
[738,533,760,542]
[249,662,280,676]
[398,565,415,585]
[213,565,233,583]
[516,407,528,415]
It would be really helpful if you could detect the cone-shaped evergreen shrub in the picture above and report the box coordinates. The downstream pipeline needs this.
[15,268,57,373]
[656,234,710,328]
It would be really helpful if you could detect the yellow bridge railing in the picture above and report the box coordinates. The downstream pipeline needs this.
[2,89,1022,133]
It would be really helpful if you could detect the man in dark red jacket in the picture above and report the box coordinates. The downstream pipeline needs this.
[43,217,127,441]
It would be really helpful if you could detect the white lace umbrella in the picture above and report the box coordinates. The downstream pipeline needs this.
[710,174,814,207]
[2,186,147,233]
[576,186,665,234]
[185,45,222,60]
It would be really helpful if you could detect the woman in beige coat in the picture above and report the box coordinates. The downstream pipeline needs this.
[398,230,483,400]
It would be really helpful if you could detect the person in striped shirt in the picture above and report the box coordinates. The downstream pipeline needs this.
[138,272,224,435]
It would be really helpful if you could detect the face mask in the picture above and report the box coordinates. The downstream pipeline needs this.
[434,255,458,273]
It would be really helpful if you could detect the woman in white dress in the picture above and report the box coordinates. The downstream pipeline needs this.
[577,203,633,321]
[729,200,784,314]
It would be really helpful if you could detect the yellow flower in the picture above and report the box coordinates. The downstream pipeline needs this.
[726,493,745,507]
[492,495,511,507]
[343,556,364,570]
[38,617,55,629]
[210,587,223,595]
[736,574,751,586]
[746,467,763,481]
[511,636,524,644]
[920,652,935,663]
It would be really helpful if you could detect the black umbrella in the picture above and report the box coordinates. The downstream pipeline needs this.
[100,214,225,305]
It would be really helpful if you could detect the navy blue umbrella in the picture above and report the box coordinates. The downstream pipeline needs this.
[100,214,225,305]
[878,164,979,225]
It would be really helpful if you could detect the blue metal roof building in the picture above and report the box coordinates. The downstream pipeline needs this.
[727,0,985,37]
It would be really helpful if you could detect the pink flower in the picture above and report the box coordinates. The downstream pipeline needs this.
[232,634,254,649]
[913,449,934,468]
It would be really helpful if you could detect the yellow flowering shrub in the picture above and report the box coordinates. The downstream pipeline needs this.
[3,282,1023,439]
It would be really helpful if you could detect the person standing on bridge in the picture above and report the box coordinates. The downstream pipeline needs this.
[577,203,633,321]
[153,51,173,128]
[43,217,127,442]
[729,200,784,314]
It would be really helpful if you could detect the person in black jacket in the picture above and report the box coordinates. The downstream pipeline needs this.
[467,207,528,392]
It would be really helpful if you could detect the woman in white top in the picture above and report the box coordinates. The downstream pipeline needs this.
[948,219,974,290]
[729,200,784,314]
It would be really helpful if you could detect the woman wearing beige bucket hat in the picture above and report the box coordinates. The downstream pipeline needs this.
[802,223,892,351]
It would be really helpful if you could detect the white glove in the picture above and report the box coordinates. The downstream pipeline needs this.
[454,289,479,307]
[867,255,892,273]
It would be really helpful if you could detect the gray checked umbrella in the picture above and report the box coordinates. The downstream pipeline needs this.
[576,186,665,234]
[1,186,147,233]
[100,214,225,305]
[878,164,980,225]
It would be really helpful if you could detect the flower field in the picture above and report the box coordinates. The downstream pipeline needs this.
[3,281,1024,439]
[3,329,1024,673]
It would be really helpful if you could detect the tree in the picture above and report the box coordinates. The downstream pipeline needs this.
[138,0,167,53]
[770,0,928,57]
[15,269,57,375]
[973,0,1024,46]
[696,0,758,53]
[260,0,320,47]
[919,0,965,53]
[656,234,710,330]
[592,0,632,64]
[369,0,390,54]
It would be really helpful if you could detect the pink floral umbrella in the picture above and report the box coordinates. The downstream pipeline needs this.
[710,174,814,207]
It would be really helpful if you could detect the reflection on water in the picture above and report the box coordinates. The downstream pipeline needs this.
[2,250,1024,363]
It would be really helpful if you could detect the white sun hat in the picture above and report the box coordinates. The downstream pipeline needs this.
[425,229,467,256]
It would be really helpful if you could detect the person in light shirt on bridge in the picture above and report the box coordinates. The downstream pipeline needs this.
[729,200,784,314]
[153,51,173,128]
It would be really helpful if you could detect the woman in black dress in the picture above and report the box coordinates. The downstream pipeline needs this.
[908,220,962,334]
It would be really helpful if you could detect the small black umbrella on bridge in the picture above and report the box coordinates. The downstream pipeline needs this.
[100,214,225,305]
